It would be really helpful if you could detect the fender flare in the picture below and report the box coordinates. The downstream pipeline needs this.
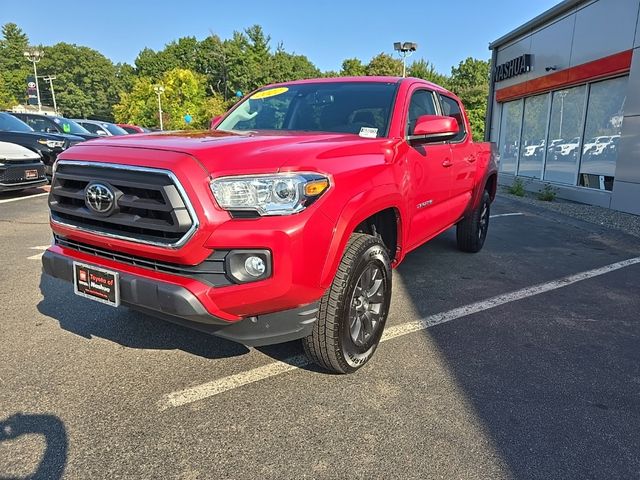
[319,184,405,289]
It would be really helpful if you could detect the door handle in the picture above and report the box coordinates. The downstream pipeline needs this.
[442,159,453,168]
[467,155,477,163]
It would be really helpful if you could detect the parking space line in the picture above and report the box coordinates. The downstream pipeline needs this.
[0,192,49,204]
[490,212,524,218]
[158,256,640,411]
[27,245,50,260]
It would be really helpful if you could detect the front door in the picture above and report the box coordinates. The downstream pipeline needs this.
[403,88,454,249]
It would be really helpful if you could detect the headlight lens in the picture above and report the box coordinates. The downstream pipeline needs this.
[210,173,330,216]
[37,139,65,149]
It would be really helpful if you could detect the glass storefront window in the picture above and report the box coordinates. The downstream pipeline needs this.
[579,76,628,191]
[497,99,523,175]
[544,86,587,185]
[518,93,550,178]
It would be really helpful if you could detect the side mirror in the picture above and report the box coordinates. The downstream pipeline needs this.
[97,130,108,136]
[409,115,459,143]
[210,115,223,130]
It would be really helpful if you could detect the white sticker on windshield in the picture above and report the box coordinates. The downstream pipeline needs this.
[359,127,378,138]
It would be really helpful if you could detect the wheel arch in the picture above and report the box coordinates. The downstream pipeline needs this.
[319,186,405,289]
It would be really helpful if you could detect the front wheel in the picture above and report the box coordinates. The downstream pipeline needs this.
[303,233,392,374]
[456,190,491,253]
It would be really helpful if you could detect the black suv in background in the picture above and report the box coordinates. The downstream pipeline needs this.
[11,113,99,140]
[0,112,84,178]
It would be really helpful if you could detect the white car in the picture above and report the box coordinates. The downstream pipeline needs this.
[558,136,581,156]
[583,136,612,155]
[0,141,47,192]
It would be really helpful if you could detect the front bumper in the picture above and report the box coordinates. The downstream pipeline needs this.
[42,249,319,346]
[0,161,47,191]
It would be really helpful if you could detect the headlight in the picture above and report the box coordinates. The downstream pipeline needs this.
[37,139,65,149]
[210,173,330,216]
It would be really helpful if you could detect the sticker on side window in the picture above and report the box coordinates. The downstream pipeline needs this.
[359,127,378,138]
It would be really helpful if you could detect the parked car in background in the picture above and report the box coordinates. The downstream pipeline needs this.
[583,135,613,155]
[0,141,47,192]
[116,123,151,134]
[558,136,581,157]
[10,113,99,140]
[0,112,82,178]
[73,119,128,136]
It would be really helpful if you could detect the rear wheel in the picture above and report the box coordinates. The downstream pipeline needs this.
[303,233,392,374]
[456,190,491,253]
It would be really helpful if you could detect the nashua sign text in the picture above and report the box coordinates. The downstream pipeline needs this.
[494,54,533,82]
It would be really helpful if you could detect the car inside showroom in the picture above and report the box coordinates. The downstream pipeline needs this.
[486,0,640,215]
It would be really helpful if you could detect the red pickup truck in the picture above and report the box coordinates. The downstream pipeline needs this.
[42,77,497,373]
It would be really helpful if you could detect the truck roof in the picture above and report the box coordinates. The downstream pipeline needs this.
[261,76,454,96]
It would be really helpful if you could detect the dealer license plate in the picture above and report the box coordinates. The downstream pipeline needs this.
[25,169,38,179]
[73,262,120,307]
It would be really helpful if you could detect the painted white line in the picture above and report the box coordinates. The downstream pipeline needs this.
[27,245,50,260]
[490,212,524,218]
[158,256,640,410]
[0,192,49,204]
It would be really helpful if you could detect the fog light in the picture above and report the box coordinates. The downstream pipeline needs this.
[245,256,266,277]
[225,249,272,284]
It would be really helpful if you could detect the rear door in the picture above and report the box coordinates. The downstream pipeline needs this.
[403,87,454,248]
[438,93,476,219]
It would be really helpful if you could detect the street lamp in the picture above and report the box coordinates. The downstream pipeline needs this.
[393,41,417,77]
[557,90,568,138]
[153,85,165,131]
[23,48,44,112]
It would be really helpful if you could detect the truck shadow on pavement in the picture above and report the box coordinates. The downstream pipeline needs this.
[0,413,67,480]
[396,197,640,479]
[37,275,251,360]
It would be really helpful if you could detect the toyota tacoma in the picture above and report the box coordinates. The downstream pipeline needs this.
[42,77,497,373]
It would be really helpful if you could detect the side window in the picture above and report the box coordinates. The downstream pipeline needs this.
[407,89,437,136]
[438,94,466,142]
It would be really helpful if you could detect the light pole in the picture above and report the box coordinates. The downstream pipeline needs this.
[557,90,568,139]
[393,41,417,77]
[23,48,44,112]
[41,75,57,114]
[154,85,165,130]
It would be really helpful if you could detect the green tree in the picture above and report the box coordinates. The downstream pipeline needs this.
[448,57,490,141]
[38,42,119,119]
[408,59,449,88]
[340,58,366,76]
[114,68,209,129]
[269,44,320,84]
[366,53,402,76]
[0,23,30,105]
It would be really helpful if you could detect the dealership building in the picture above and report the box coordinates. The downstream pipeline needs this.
[486,0,640,215]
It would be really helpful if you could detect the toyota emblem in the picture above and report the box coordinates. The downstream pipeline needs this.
[85,183,115,214]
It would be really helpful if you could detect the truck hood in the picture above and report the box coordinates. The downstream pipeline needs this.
[68,130,396,176]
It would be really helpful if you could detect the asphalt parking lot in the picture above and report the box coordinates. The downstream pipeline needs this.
[1,190,639,479]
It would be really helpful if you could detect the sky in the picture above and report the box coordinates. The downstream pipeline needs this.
[1,0,560,74]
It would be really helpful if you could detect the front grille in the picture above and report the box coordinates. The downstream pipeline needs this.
[55,235,232,287]
[0,164,45,184]
[49,162,197,247]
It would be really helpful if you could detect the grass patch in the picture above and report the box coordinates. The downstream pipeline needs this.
[537,183,557,202]
[508,177,525,196]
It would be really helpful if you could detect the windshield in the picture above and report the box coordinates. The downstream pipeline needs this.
[217,82,398,137]
[52,117,92,135]
[104,123,128,135]
[0,113,35,133]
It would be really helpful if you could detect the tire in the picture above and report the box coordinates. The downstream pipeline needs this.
[456,190,491,253]
[303,233,392,374]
